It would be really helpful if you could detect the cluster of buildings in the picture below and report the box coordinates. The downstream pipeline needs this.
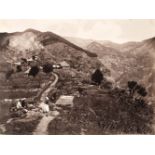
[10,55,70,75]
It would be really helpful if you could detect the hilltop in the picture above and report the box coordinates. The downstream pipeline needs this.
[0,29,97,61]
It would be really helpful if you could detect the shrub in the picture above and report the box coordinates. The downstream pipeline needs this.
[16,65,22,72]
[91,69,103,85]
[43,63,53,74]
[28,66,40,77]
[128,81,147,98]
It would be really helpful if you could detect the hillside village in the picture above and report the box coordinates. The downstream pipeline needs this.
[0,29,154,135]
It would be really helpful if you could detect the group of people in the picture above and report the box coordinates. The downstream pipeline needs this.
[10,96,56,117]
[10,98,28,111]
[39,97,50,113]
[39,97,57,114]
[9,98,29,116]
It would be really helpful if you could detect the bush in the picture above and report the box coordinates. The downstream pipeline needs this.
[91,69,103,85]
[48,81,153,135]
[28,66,40,77]
[43,63,53,74]
[16,65,22,72]
[128,81,147,98]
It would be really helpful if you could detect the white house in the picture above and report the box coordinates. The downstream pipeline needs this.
[56,95,74,107]
[53,64,62,69]
[60,61,70,69]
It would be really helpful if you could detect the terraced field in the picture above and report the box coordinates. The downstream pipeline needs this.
[0,72,54,99]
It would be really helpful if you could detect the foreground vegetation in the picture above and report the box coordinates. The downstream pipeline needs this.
[0,62,154,135]
[47,70,154,134]
[48,87,154,134]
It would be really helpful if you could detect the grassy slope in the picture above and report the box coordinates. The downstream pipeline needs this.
[0,29,105,100]
[0,72,55,99]
[5,115,42,135]
[47,69,154,135]
[48,87,154,135]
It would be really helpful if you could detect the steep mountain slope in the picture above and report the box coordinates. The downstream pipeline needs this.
[87,38,155,97]
[65,36,143,53]
[87,41,126,81]
[0,29,108,100]
[65,36,94,49]
[0,29,103,71]
[87,41,121,57]
[101,40,143,53]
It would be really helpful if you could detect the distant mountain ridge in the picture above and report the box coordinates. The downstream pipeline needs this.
[65,36,155,97]
[0,29,97,57]
[0,29,109,77]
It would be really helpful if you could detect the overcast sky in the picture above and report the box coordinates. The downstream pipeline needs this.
[0,19,155,43]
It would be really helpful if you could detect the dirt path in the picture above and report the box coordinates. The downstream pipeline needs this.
[40,72,58,102]
[33,72,59,135]
[35,72,58,102]
[33,111,59,135]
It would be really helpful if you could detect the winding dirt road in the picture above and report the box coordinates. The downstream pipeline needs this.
[40,72,58,102]
[33,72,59,135]
[33,111,59,135]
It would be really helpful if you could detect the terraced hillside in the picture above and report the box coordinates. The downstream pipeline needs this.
[0,72,55,99]
[0,29,108,100]
[0,29,108,129]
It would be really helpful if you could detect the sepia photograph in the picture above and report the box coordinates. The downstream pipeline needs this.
[0,19,155,135]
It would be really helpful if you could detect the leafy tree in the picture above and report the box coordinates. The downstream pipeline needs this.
[91,69,103,85]
[16,65,22,72]
[128,81,147,98]
[28,66,39,77]
[77,87,84,94]
[134,98,146,108]
[137,86,147,97]
[43,63,53,74]
[128,81,137,93]
[5,69,14,79]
